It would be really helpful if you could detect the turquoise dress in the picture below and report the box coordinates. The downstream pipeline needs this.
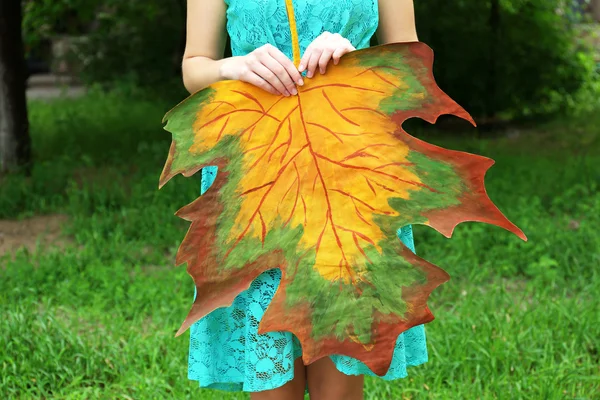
[188,0,428,392]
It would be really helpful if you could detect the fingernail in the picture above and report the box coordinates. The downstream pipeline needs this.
[284,91,291,97]
[307,71,313,78]
[320,68,325,74]
[298,64,305,71]
[297,78,304,86]
[291,88,298,95]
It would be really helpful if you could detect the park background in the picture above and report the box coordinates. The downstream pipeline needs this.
[1,0,599,399]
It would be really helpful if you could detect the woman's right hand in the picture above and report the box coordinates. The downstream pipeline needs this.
[219,44,304,97]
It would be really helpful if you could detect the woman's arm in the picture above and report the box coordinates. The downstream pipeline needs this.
[182,0,229,94]
[183,0,303,95]
[376,0,419,44]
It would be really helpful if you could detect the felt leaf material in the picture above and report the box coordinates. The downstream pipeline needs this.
[160,42,527,375]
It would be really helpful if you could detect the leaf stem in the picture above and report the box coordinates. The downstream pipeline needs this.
[284,0,301,67]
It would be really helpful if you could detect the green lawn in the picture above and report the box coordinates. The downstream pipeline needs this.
[1,91,598,399]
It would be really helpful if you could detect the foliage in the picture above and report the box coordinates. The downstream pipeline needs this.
[22,0,185,88]
[22,0,598,118]
[1,93,598,398]
[80,0,185,87]
[571,23,600,113]
[22,0,97,48]
[412,0,598,119]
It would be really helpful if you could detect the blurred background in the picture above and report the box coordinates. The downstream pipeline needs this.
[1,0,599,399]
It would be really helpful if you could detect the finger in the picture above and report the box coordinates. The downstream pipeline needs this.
[298,50,310,73]
[261,53,300,94]
[332,46,350,65]
[306,47,322,78]
[253,61,291,96]
[318,47,335,74]
[299,48,313,77]
[242,71,279,96]
[300,31,327,70]
[266,46,304,86]
[262,56,297,95]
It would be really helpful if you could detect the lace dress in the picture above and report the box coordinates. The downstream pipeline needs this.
[188,0,428,392]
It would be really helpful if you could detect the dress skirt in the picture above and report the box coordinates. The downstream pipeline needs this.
[188,166,429,392]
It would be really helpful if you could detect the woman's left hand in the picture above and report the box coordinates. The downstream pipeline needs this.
[298,32,355,78]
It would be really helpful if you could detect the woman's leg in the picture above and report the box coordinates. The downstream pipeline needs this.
[306,358,364,400]
[250,356,307,400]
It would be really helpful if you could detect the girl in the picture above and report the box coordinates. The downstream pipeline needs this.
[182,1,422,399]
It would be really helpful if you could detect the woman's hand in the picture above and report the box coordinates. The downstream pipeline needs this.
[219,43,304,97]
[298,32,356,78]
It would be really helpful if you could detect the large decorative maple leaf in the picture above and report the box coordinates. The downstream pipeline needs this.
[159,42,526,375]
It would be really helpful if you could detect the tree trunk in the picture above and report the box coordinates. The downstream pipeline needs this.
[593,0,600,22]
[0,0,31,173]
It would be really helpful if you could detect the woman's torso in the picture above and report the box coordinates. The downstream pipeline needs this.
[224,0,379,60]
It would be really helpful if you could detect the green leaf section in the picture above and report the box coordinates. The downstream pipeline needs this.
[163,88,217,176]
[353,47,428,114]
[283,240,426,343]
[379,151,466,229]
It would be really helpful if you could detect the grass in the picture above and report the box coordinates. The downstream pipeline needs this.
[1,91,599,399]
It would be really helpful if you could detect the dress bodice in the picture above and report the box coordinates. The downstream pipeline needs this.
[224,0,379,59]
